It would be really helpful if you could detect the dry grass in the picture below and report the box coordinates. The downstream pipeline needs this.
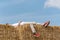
[0,24,60,40]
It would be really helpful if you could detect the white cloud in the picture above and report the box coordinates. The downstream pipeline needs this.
[44,0,60,9]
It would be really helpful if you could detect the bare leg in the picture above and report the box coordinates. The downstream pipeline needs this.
[30,24,40,37]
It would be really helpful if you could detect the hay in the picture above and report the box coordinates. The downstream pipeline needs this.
[0,24,60,40]
[16,24,60,40]
[0,24,19,40]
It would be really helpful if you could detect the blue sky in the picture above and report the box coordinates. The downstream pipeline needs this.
[0,0,60,26]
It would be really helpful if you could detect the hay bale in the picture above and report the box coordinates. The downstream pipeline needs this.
[0,24,19,40]
[0,23,60,40]
[16,24,60,40]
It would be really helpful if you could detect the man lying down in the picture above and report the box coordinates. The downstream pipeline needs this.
[12,21,50,37]
[12,21,50,28]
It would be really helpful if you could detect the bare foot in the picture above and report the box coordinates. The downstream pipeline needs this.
[43,21,50,27]
[33,32,40,37]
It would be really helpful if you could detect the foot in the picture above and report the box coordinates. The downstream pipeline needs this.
[43,21,50,27]
[33,33,40,37]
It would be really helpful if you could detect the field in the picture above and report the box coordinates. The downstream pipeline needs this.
[0,24,60,40]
